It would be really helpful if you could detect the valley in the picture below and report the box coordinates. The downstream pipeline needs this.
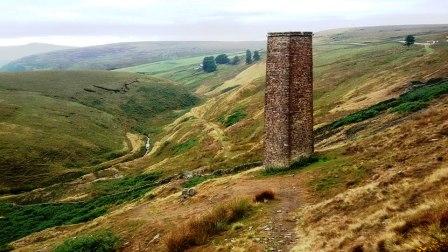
[0,25,447,251]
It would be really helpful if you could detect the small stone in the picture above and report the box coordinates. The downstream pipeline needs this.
[276,210,282,213]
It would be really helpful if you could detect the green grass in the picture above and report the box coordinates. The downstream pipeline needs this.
[0,89,125,194]
[320,80,448,131]
[311,164,368,194]
[170,138,198,155]
[53,230,120,252]
[220,108,247,127]
[0,173,159,248]
[261,155,324,176]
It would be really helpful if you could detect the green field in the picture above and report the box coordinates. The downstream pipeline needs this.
[118,52,253,92]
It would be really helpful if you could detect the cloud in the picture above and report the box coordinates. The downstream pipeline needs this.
[0,0,447,45]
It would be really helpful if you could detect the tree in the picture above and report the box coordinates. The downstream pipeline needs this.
[202,56,217,72]
[253,50,261,61]
[405,35,416,47]
[215,54,230,64]
[230,56,241,65]
[245,50,252,64]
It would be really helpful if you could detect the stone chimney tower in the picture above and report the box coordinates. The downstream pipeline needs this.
[264,32,314,168]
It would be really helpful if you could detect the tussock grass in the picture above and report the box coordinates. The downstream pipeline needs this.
[53,230,120,252]
[164,198,253,252]
[381,199,448,251]
[254,190,275,202]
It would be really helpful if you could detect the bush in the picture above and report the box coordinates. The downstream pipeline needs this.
[215,54,230,64]
[253,51,261,61]
[230,56,241,65]
[202,56,217,73]
[245,50,252,64]
[54,230,120,252]
[164,199,253,252]
[254,190,275,202]
[391,101,428,114]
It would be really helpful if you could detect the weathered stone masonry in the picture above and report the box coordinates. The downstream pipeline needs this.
[264,32,314,167]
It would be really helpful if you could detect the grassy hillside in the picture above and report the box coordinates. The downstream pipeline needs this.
[0,71,199,194]
[133,26,448,175]
[0,89,125,194]
[1,41,265,72]
[2,25,448,251]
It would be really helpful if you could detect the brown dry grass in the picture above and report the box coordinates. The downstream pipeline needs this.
[380,197,448,252]
[253,190,275,202]
[163,198,253,252]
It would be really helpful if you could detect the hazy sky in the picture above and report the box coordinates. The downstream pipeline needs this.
[1,0,447,46]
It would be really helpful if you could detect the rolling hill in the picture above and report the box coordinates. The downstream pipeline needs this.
[0,43,73,67]
[0,71,199,194]
[1,25,448,252]
[0,41,265,72]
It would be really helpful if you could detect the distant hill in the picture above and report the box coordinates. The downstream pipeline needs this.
[0,41,265,72]
[0,43,73,67]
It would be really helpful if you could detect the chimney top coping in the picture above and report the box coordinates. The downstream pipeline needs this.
[268,32,313,37]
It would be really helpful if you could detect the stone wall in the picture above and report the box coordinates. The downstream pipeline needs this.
[264,32,314,167]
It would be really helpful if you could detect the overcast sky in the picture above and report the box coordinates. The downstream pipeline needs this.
[0,0,447,46]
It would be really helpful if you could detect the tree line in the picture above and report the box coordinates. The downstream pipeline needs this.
[202,50,261,73]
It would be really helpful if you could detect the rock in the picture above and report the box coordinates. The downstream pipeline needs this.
[183,171,194,179]
[181,187,197,199]
[187,187,196,196]
[276,210,282,213]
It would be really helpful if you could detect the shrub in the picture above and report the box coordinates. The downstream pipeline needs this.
[202,56,217,73]
[254,190,275,202]
[391,101,428,114]
[245,50,252,64]
[230,56,241,65]
[215,54,230,64]
[164,199,253,252]
[54,230,120,252]
[253,50,261,61]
